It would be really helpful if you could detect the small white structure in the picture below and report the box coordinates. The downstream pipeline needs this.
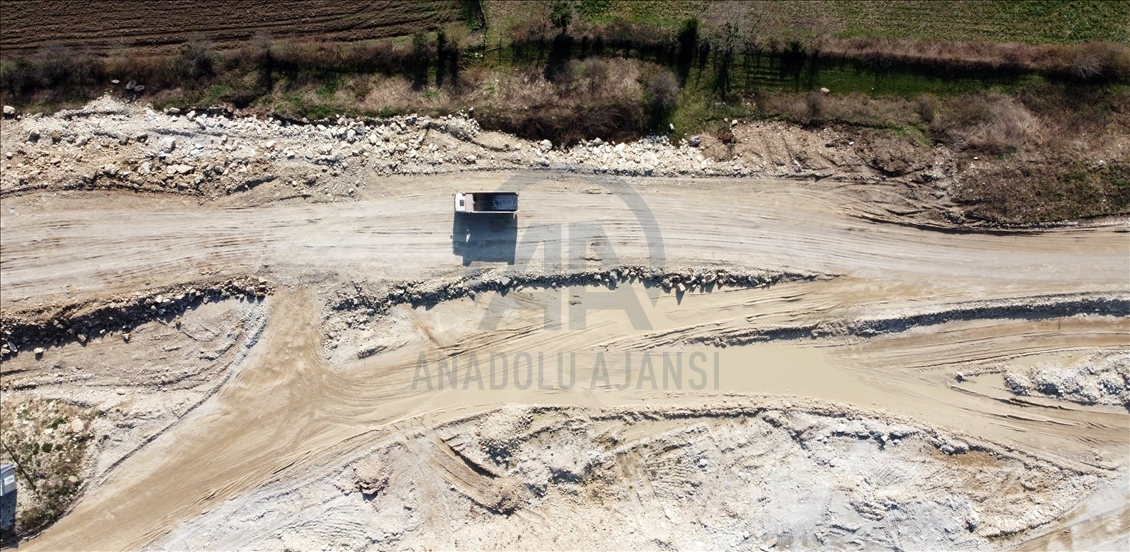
[0,463,15,533]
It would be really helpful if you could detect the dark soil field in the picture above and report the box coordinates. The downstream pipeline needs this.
[0,0,464,54]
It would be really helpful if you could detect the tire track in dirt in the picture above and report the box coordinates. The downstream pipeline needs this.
[15,288,348,550]
[3,180,1126,307]
[4,172,1126,549]
[17,277,1129,550]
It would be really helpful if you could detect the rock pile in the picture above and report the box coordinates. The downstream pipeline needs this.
[332,266,824,313]
[325,266,828,353]
[1004,352,1129,407]
[0,276,273,358]
[1,95,954,201]
[682,293,1130,347]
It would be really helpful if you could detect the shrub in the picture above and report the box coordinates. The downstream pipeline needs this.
[804,91,825,125]
[645,69,678,110]
[931,94,1037,155]
[1068,41,1130,81]
[550,0,574,34]
[917,94,938,123]
[177,41,214,80]
[583,57,610,96]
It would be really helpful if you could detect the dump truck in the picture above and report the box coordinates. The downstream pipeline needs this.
[454,192,518,214]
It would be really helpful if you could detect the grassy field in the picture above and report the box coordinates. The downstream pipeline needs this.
[824,0,1129,43]
[495,0,1130,43]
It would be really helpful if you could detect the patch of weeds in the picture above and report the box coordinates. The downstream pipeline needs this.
[203,84,234,105]
[993,147,1019,160]
[578,0,613,22]
[0,396,96,538]
[956,161,1130,223]
[316,78,341,99]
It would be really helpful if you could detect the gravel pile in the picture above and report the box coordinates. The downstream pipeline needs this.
[1005,352,1130,407]
[1,96,917,202]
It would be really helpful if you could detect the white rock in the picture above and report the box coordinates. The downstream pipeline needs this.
[158,137,176,153]
[2,105,14,115]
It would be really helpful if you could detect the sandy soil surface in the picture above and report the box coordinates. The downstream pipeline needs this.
[1,99,1127,550]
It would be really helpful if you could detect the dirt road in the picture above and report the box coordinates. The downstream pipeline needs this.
[2,174,1125,304]
[2,167,1127,547]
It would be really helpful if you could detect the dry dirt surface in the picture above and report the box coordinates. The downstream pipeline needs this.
[0,1,463,54]
[0,98,1128,550]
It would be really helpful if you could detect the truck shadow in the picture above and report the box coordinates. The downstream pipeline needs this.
[452,212,518,266]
